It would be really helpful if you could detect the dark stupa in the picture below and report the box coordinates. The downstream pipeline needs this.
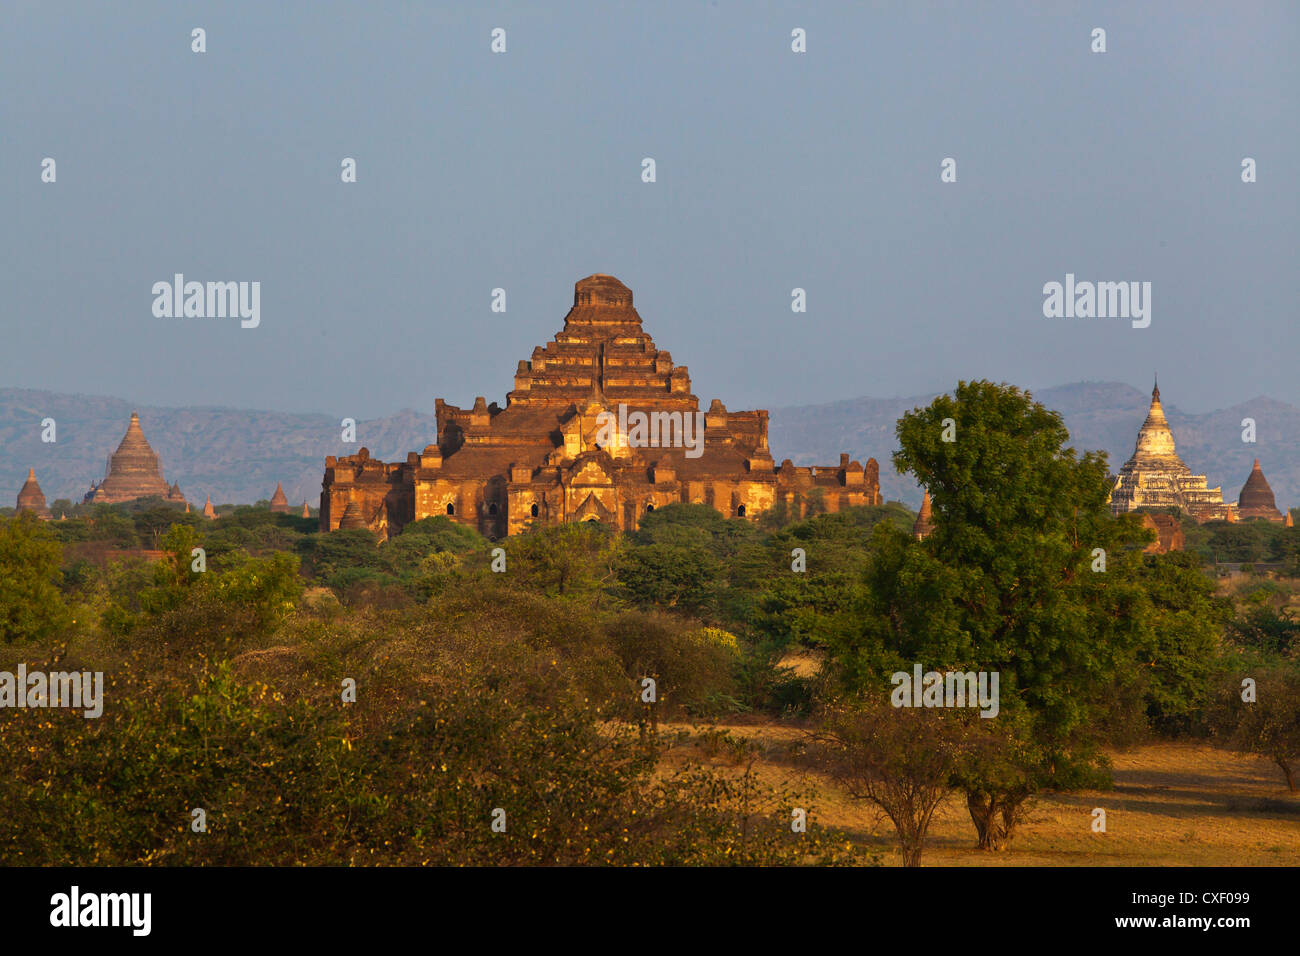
[1237,459,1284,522]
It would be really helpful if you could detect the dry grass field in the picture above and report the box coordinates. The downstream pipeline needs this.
[661,722,1300,867]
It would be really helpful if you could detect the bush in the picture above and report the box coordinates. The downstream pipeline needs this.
[0,604,860,866]
[0,513,71,644]
[605,610,739,717]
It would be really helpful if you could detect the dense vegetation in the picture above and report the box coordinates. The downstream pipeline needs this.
[1,382,1297,865]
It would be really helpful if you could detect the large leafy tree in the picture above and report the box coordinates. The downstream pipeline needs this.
[1131,551,1233,733]
[827,381,1157,848]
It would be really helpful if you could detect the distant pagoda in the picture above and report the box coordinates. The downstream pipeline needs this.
[16,468,52,520]
[1236,459,1285,522]
[84,412,187,506]
[1108,381,1228,522]
[270,482,290,513]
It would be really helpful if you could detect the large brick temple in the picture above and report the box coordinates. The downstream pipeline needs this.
[83,411,187,506]
[321,274,881,539]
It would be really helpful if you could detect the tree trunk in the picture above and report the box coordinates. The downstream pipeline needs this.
[966,790,1011,850]
[1278,757,1296,792]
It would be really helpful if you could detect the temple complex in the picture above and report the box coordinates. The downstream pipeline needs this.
[321,274,881,538]
[1108,382,1229,521]
[16,468,52,520]
[1235,459,1286,522]
[83,412,187,506]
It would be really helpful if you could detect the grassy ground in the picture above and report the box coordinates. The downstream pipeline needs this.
[661,722,1300,867]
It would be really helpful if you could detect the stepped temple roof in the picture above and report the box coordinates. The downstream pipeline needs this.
[83,412,187,506]
[1237,459,1284,522]
[17,468,52,519]
[320,274,883,539]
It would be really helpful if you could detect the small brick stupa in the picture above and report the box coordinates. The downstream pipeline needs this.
[1140,513,1185,553]
[912,490,934,540]
[16,468,52,519]
[270,482,290,513]
[83,412,187,506]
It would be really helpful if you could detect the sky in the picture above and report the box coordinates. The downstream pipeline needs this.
[2,1,1297,420]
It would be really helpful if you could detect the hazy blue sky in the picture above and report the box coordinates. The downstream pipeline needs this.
[3,1,1296,419]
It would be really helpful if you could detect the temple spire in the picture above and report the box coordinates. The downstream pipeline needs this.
[1109,380,1226,522]
[912,489,934,540]
[17,468,52,519]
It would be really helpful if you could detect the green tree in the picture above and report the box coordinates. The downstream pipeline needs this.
[1130,551,1234,733]
[506,521,622,604]
[297,528,383,582]
[1213,665,1300,791]
[734,506,908,649]
[138,523,206,617]
[828,381,1153,849]
[617,503,755,618]
[810,694,963,867]
[0,513,71,643]
[1226,591,1300,658]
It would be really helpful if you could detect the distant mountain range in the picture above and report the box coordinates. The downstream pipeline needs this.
[3,382,1297,514]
